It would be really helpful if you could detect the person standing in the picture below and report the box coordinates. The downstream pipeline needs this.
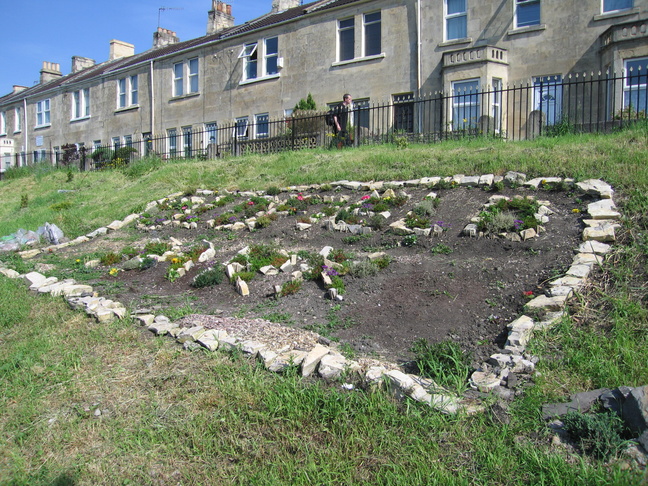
[333,93,353,147]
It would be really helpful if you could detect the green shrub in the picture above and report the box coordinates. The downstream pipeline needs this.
[348,260,379,278]
[279,280,302,296]
[231,271,255,283]
[50,201,73,211]
[368,214,387,230]
[372,255,392,270]
[413,198,439,217]
[402,234,418,247]
[20,194,28,209]
[266,186,281,196]
[100,252,122,266]
[405,214,431,229]
[143,241,172,256]
[192,266,225,288]
[139,257,157,270]
[410,339,471,394]
[562,411,628,461]
[255,215,273,228]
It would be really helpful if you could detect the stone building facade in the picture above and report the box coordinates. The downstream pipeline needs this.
[0,0,647,171]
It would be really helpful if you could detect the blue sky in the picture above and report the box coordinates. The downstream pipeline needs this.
[0,0,273,96]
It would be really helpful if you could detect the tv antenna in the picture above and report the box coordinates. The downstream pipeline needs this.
[158,7,184,29]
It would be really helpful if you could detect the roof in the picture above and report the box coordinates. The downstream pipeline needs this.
[0,0,364,104]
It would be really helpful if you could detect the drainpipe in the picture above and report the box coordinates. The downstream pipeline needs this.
[23,98,28,164]
[416,0,423,133]
[149,60,155,135]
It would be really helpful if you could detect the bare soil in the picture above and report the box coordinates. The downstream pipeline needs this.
[43,185,589,367]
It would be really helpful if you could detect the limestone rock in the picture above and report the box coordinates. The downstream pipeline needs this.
[0,268,20,278]
[177,326,206,343]
[302,344,330,377]
[524,295,568,312]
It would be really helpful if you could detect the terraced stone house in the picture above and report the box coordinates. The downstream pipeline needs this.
[0,0,646,173]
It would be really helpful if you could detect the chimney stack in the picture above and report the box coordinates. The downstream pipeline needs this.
[271,0,301,13]
[153,27,180,48]
[12,85,27,94]
[109,39,135,61]
[207,1,234,35]
[40,62,62,84]
[71,56,96,73]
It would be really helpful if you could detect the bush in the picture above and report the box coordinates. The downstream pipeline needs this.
[279,280,302,296]
[192,266,225,288]
[143,241,172,256]
[562,411,628,460]
[348,260,379,278]
[100,252,122,266]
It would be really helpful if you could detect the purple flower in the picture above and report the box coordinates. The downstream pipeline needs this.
[228,216,238,223]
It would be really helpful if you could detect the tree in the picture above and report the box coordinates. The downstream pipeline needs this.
[294,93,317,111]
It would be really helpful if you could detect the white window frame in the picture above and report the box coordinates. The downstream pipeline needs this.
[264,37,279,76]
[182,126,193,158]
[491,78,503,133]
[363,11,381,57]
[623,57,648,112]
[515,0,541,29]
[188,59,199,94]
[130,75,139,105]
[239,43,258,81]
[205,122,218,145]
[0,111,5,135]
[36,99,51,127]
[235,117,249,140]
[338,17,355,62]
[172,59,199,97]
[452,78,481,130]
[72,88,90,120]
[533,75,563,126]
[14,107,22,133]
[112,136,121,151]
[168,128,178,157]
[254,113,270,139]
[445,0,467,41]
[602,0,633,13]
[173,62,184,97]
[93,140,102,151]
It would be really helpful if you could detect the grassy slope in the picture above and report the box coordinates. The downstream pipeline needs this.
[1,128,647,485]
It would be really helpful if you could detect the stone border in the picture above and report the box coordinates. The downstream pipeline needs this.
[0,172,620,414]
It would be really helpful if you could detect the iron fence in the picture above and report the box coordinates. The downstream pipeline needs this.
[4,68,647,175]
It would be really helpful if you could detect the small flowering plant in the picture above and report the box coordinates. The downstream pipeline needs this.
[322,265,339,277]
[108,268,119,277]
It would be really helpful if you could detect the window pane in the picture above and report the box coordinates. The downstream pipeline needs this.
[256,114,269,138]
[131,76,138,105]
[604,0,633,12]
[534,76,563,125]
[339,18,355,61]
[265,37,278,55]
[265,37,279,75]
[625,59,648,86]
[364,13,381,56]
[84,88,90,117]
[174,63,183,96]
[517,1,540,27]
[447,15,467,39]
[447,0,466,15]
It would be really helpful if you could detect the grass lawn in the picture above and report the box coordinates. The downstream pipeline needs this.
[1,126,647,485]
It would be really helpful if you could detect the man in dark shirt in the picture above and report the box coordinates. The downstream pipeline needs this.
[333,94,353,146]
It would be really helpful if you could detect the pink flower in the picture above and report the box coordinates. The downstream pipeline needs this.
[361,195,370,200]
[297,193,304,201]
[248,201,255,205]
[523,291,533,296]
